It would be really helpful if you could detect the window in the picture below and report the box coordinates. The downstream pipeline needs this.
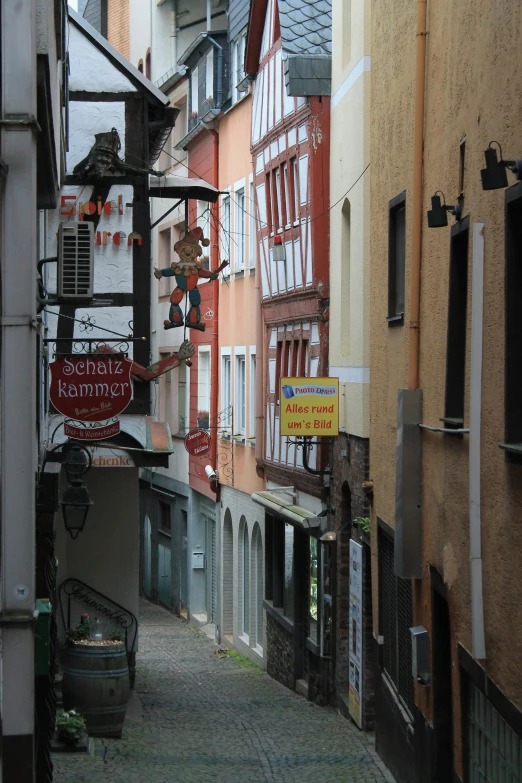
[240,521,250,638]
[159,500,171,534]
[379,527,414,717]
[283,523,294,621]
[444,218,469,428]
[191,66,198,118]
[197,349,210,429]
[137,59,143,73]
[221,353,232,430]
[249,180,256,268]
[341,199,351,354]
[235,187,245,270]
[253,524,263,651]
[505,185,522,454]
[388,192,406,324]
[221,194,231,269]
[232,32,246,104]
[205,50,214,107]
[250,353,256,438]
[291,158,299,223]
[282,163,291,228]
[158,229,171,297]
[177,360,187,435]
[170,100,187,167]
[145,50,151,80]
[272,169,281,231]
[265,173,273,233]
[309,537,318,644]
[235,354,246,435]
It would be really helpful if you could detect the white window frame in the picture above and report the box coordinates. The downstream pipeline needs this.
[197,346,211,426]
[205,50,214,106]
[249,175,256,269]
[234,346,247,437]
[221,348,232,431]
[234,178,246,271]
[249,346,256,439]
[221,190,231,275]
[232,31,247,105]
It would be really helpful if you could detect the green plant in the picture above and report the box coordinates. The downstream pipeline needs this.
[354,517,371,534]
[56,710,86,745]
[65,613,91,644]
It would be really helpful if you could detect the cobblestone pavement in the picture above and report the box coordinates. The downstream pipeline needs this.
[53,599,395,783]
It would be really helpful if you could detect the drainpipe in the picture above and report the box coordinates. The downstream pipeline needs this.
[408,0,427,391]
[206,0,211,31]
[171,0,177,68]
[254,212,265,476]
[0,0,38,778]
[209,128,220,500]
[203,35,223,109]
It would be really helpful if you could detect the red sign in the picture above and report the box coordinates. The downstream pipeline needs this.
[50,355,133,422]
[64,421,121,440]
[184,428,212,457]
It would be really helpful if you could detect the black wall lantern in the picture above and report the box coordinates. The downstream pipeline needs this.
[39,442,94,539]
[481,141,522,191]
[427,191,462,228]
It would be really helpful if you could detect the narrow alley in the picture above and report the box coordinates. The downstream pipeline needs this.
[53,600,395,783]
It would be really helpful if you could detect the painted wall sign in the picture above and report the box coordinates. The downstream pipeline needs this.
[90,448,134,467]
[349,540,364,728]
[184,428,212,457]
[64,421,120,441]
[50,355,133,422]
[279,377,339,436]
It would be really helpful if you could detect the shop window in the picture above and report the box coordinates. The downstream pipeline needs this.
[159,500,171,535]
[283,523,294,621]
[309,537,318,644]
[388,191,406,325]
[504,185,522,455]
[240,519,250,639]
[379,526,414,716]
[444,218,469,428]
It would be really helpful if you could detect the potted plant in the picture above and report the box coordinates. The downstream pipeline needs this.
[197,409,210,429]
[61,613,129,738]
[56,710,87,747]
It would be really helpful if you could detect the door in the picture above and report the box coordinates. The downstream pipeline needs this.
[143,515,152,598]
[432,588,453,782]
[205,518,217,624]
[180,511,188,615]
[157,544,172,608]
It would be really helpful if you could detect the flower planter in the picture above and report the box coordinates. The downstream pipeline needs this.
[62,641,130,738]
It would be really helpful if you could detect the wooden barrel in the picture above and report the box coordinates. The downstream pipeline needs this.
[62,642,130,738]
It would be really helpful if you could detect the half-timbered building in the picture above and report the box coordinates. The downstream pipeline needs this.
[245,0,333,703]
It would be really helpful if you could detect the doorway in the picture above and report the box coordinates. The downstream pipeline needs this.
[157,544,172,608]
[180,510,188,618]
[143,515,152,598]
[432,582,453,782]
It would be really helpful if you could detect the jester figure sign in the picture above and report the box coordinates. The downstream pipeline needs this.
[154,227,229,331]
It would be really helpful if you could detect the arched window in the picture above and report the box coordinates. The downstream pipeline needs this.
[222,510,233,637]
[137,59,143,73]
[145,49,151,80]
[239,518,249,639]
[252,523,263,651]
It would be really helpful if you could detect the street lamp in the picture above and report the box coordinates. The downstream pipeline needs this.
[61,443,93,540]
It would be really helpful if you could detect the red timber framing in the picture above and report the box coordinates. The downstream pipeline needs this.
[185,129,220,500]
[248,0,331,495]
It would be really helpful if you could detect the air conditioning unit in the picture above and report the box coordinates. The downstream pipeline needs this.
[57,221,94,299]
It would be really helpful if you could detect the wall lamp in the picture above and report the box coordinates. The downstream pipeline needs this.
[41,442,94,539]
[480,141,522,190]
[427,191,462,228]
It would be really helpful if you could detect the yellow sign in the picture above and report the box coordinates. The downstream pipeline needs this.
[280,377,339,436]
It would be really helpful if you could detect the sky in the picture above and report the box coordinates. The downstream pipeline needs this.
[68,0,78,10]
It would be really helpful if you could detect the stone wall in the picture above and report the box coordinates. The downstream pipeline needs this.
[266,614,294,691]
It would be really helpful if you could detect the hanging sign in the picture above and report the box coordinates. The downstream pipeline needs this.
[349,540,364,728]
[184,428,212,457]
[280,377,339,436]
[64,421,121,441]
[49,355,133,422]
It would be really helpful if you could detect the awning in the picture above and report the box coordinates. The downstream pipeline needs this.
[149,175,220,203]
[251,491,320,529]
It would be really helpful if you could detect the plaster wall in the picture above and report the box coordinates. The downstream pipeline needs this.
[69,24,135,93]
[56,468,140,635]
[371,0,522,774]
[329,0,371,439]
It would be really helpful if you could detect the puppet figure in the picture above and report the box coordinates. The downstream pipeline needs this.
[154,227,229,331]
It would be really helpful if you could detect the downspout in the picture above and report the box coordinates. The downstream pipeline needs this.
[209,128,220,500]
[203,36,223,110]
[408,0,427,391]
[254,205,265,476]
[171,0,177,68]
[206,0,211,32]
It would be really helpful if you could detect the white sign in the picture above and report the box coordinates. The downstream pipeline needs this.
[349,540,363,727]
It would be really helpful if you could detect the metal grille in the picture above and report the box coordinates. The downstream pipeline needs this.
[468,680,522,783]
[379,528,414,716]
[58,221,94,298]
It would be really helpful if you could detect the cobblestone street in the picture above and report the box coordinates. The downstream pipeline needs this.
[53,600,394,783]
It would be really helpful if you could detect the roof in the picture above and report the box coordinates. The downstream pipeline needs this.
[278,0,332,57]
[149,175,221,203]
[178,30,228,67]
[245,0,332,96]
[251,491,321,529]
[68,8,168,107]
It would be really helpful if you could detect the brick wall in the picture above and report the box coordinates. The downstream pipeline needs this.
[330,432,375,727]
[266,614,294,690]
[220,486,266,667]
[108,0,130,60]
